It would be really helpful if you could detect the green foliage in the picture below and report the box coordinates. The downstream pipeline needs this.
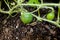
[27,0,40,4]
[0,0,60,27]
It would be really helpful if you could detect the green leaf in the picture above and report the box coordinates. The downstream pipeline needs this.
[27,0,40,4]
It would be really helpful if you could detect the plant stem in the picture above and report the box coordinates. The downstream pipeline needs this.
[37,9,40,16]
[0,9,9,14]
[44,7,54,12]
[31,13,60,27]
[41,0,43,4]
[21,3,60,6]
[37,0,44,17]
[4,0,10,9]
[9,4,19,14]
[0,1,1,9]
[56,2,60,23]
[31,6,41,13]
[1,3,60,14]
[56,6,60,23]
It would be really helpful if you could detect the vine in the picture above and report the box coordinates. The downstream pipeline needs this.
[0,0,60,27]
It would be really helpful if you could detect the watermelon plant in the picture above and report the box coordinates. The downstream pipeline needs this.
[0,0,60,27]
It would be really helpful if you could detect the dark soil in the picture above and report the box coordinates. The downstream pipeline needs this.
[0,0,60,40]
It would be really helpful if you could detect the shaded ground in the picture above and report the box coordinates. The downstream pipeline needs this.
[0,12,60,40]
